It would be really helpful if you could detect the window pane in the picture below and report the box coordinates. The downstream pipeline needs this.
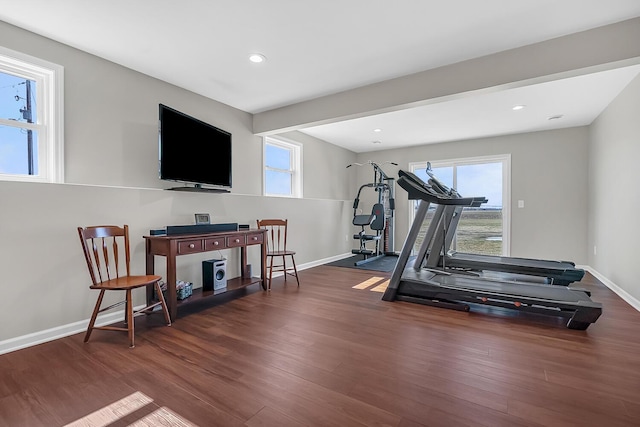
[455,163,502,255]
[0,72,37,123]
[413,167,428,183]
[265,170,292,195]
[265,144,290,170]
[431,166,453,189]
[0,125,38,174]
[457,209,503,255]
[411,161,504,256]
[456,163,502,207]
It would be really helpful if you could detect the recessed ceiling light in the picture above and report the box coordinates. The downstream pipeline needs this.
[512,105,526,111]
[372,140,382,144]
[548,114,564,120]
[249,53,266,63]
[373,128,382,133]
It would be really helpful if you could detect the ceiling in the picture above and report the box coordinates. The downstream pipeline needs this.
[1,1,640,152]
[301,65,640,152]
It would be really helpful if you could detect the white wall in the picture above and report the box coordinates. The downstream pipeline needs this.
[0,20,356,344]
[356,127,589,263]
[588,73,640,302]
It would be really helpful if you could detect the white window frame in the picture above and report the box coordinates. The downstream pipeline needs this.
[0,46,64,183]
[263,136,302,198]
[409,154,511,256]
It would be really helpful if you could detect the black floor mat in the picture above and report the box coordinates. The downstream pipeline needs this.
[325,254,400,272]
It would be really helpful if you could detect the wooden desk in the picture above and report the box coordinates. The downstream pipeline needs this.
[144,229,267,321]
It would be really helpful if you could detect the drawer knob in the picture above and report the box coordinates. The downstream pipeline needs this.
[235,239,240,243]
[189,244,195,249]
[252,237,257,240]
[214,241,219,246]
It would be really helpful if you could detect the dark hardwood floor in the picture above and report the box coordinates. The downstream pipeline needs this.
[1,265,640,426]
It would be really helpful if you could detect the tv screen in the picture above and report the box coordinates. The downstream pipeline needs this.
[159,104,232,190]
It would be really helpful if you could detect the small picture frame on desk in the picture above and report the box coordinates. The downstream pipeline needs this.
[195,213,210,225]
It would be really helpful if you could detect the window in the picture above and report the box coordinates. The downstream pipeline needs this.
[263,137,302,197]
[410,154,511,256]
[0,46,64,183]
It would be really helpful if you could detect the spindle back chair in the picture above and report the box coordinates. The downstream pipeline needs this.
[77,225,171,347]
[256,219,300,290]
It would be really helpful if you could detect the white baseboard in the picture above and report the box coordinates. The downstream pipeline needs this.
[0,253,353,355]
[580,265,640,312]
[264,252,352,278]
[298,252,352,270]
[0,309,131,355]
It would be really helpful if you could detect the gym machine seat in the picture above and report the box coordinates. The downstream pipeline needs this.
[352,204,384,259]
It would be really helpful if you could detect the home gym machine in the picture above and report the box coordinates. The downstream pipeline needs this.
[346,161,397,266]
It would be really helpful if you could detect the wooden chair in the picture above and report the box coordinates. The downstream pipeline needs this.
[257,219,300,290]
[77,225,171,348]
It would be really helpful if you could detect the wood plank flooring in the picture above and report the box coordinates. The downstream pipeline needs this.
[1,265,640,426]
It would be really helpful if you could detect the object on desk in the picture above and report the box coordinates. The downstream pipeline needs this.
[149,228,166,235]
[203,259,227,291]
[194,213,211,225]
[166,223,238,235]
[243,264,252,277]
[238,224,250,230]
[156,280,193,300]
[176,280,193,300]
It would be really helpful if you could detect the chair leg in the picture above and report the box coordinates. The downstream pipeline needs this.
[282,255,287,282]
[124,295,129,325]
[290,255,300,286]
[126,289,134,348]
[268,256,274,291]
[84,289,105,343]
[155,281,172,326]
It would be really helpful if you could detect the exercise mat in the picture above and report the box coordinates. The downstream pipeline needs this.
[325,255,400,272]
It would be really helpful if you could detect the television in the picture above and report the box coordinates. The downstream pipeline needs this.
[159,104,232,191]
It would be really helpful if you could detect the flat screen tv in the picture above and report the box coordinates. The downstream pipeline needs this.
[159,104,232,191]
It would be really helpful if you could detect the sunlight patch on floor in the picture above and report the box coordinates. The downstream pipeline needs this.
[65,391,153,427]
[370,279,389,293]
[129,407,198,426]
[352,276,386,290]
[64,391,197,427]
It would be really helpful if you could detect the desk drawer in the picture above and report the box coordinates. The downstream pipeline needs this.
[246,232,264,245]
[227,235,246,247]
[177,239,203,254]
[205,237,226,251]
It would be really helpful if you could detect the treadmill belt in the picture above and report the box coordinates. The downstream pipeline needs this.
[402,269,591,303]
[449,252,574,269]
[445,252,584,280]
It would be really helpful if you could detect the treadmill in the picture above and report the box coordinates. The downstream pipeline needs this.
[415,169,585,286]
[381,171,602,330]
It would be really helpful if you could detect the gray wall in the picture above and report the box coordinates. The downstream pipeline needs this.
[0,21,356,343]
[588,73,640,302]
[356,127,589,263]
